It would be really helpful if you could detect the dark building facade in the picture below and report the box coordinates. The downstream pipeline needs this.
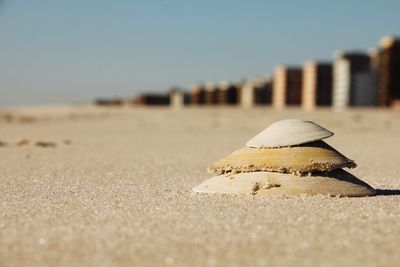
[132,93,170,105]
[378,36,400,106]
[218,83,239,105]
[204,84,219,105]
[302,61,333,109]
[273,66,303,108]
[190,84,206,105]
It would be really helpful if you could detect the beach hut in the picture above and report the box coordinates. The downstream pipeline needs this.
[273,66,302,108]
[378,36,400,107]
[302,61,333,110]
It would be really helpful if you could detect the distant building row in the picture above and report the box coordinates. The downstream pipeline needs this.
[96,36,400,109]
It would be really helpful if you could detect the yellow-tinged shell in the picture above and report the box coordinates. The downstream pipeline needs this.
[193,170,375,197]
[210,141,356,174]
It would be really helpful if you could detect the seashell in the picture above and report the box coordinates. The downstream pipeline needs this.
[210,141,356,174]
[246,119,334,148]
[193,170,375,197]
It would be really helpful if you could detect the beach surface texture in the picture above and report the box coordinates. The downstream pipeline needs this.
[1,105,399,267]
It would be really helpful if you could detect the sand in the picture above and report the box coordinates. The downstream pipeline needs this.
[0,105,400,267]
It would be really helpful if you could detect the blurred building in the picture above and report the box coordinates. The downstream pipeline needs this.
[204,83,219,105]
[240,77,273,108]
[369,48,380,102]
[302,61,333,110]
[332,51,377,110]
[169,88,190,109]
[132,93,170,106]
[378,36,400,107]
[190,84,206,105]
[94,98,124,106]
[218,82,239,105]
[273,66,302,108]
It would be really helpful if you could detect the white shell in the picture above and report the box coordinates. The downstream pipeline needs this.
[193,170,375,197]
[246,119,334,148]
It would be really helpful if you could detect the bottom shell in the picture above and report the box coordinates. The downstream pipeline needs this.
[192,170,375,197]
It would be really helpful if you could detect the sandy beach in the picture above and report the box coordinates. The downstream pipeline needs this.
[1,105,400,267]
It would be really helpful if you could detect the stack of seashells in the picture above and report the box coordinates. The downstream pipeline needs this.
[193,119,375,197]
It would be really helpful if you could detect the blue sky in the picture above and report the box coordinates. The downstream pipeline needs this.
[0,0,399,107]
